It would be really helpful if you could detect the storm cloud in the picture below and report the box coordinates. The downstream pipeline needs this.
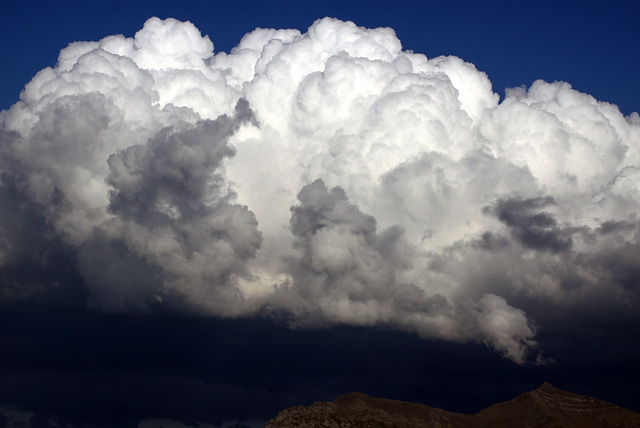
[1,17,640,364]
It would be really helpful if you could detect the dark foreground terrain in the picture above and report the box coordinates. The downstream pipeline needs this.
[265,382,640,427]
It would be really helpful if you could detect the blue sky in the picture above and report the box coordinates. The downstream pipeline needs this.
[2,0,639,115]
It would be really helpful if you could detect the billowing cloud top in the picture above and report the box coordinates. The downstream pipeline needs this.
[1,17,639,364]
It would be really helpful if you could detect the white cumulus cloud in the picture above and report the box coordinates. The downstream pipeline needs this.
[2,17,640,364]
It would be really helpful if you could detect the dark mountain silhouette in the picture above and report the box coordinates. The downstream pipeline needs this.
[265,382,640,427]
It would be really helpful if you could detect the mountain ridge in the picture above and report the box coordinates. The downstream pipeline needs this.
[265,382,640,427]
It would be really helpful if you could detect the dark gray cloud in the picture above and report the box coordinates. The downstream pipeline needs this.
[97,99,263,313]
[270,178,403,324]
[0,95,262,315]
[271,180,539,363]
[107,99,254,222]
[0,146,87,308]
[483,196,574,253]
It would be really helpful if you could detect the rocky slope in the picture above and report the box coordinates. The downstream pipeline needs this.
[265,383,640,427]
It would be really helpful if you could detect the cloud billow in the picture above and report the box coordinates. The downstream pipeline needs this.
[484,196,575,253]
[1,16,639,364]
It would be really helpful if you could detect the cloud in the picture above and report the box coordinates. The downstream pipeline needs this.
[1,16,640,363]
[99,98,262,314]
[483,196,575,253]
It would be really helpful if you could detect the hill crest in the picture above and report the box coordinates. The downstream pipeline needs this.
[265,383,640,427]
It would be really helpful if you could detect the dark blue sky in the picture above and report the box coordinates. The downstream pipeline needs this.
[2,0,639,115]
